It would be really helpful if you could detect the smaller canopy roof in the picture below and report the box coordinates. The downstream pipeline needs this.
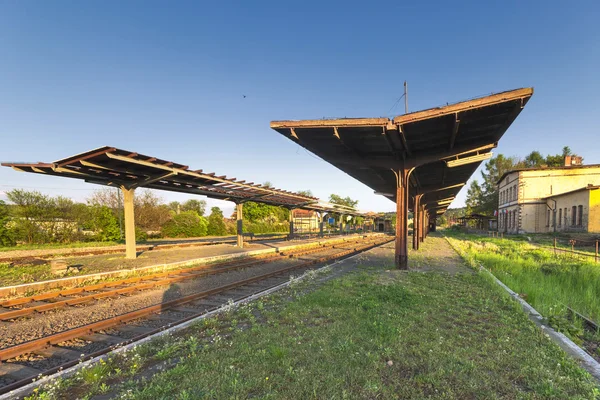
[2,146,370,216]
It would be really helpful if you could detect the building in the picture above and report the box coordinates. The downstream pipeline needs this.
[497,158,600,234]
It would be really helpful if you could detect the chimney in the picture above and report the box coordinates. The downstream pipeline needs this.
[564,155,583,166]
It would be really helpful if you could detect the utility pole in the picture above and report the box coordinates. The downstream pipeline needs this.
[404,81,408,114]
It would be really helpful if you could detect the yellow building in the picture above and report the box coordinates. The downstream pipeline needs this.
[497,161,600,234]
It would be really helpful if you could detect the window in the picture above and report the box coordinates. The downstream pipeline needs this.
[513,185,517,200]
[564,208,568,226]
[578,205,583,226]
[512,211,516,230]
[509,187,512,202]
[558,208,562,227]
[572,206,577,226]
[546,209,550,227]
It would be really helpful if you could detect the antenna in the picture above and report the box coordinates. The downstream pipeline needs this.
[404,81,408,114]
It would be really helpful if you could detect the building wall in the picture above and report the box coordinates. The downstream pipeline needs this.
[498,166,600,234]
[550,190,590,232]
[587,190,600,233]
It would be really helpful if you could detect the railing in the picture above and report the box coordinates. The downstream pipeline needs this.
[549,238,600,263]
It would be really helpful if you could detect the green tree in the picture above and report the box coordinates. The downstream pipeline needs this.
[297,190,314,197]
[243,202,289,224]
[6,189,56,243]
[181,199,206,216]
[328,194,359,208]
[523,151,545,168]
[207,207,228,236]
[162,211,208,238]
[477,155,520,215]
[89,205,121,241]
[465,180,483,214]
[0,200,15,246]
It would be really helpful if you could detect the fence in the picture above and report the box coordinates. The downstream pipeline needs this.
[549,238,599,263]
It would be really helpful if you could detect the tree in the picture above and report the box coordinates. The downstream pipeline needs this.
[88,205,121,241]
[242,202,289,224]
[477,155,521,215]
[328,194,359,209]
[6,189,56,243]
[132,189,172,231]
[0,200,15,246]
[181,199,206,216]
[207,207,228,236]
[465,180,483,214]
[162,211,208,238]
[523,151,545,168]
[297,190,314,197]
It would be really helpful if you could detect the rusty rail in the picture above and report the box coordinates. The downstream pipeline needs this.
[0,238,372,320]
[0,237,390,361]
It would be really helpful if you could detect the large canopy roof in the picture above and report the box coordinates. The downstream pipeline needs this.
[2,146,364,215]
[271,88,533,214]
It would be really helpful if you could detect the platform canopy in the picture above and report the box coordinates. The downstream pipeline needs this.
[271,87,534,267]
[2,146,321,207]
[2,147,368,258]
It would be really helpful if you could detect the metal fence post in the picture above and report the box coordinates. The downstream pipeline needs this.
[596,240,599,263]
[554,237,557,256]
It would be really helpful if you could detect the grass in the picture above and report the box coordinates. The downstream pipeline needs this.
[446,232,600,322]
[0,241,120,253]
[26,243,599,399]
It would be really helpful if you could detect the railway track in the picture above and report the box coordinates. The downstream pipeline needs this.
[0,235,392,395]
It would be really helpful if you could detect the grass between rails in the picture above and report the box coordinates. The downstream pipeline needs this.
[446,231,600,350]
[26,245,598,399]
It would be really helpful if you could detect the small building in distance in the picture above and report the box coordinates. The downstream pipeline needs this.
[497,156,600,234]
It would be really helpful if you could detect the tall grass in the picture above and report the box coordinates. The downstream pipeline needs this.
[447,233,600,323]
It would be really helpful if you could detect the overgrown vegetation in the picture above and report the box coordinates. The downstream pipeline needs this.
[26,251,598,399]
[446,231,600,342]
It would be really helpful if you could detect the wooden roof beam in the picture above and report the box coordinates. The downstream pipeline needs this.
[448,113,460,150]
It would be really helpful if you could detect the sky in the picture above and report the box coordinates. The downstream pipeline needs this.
[1,1,599,217]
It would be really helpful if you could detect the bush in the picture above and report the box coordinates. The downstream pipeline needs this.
[162,211,208,238]
[207,207,228,236]
[0,200,15,246]
[135,228,148,242]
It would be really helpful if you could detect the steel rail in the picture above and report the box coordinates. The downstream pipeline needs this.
[0,237,391,396]
[0,238,372,320]
[0,237,390,366]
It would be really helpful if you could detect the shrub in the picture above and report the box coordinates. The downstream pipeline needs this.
[162,211,208,238]
[207,207,228,236]
[0,200,15,246]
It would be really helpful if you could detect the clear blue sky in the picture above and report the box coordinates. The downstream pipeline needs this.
[1,1,598,216]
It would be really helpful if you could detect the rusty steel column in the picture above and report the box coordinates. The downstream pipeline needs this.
[288,209,294,240]
[319,212,325,237]
[413,194,422,250]
[236,202,243,248]
[121,187,137,260]
[419,204,425,243]
[395,168,411,269]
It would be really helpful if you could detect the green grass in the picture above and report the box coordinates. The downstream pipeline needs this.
[0,241,120,253]
[27,260,599,399]
[446,232,600,325]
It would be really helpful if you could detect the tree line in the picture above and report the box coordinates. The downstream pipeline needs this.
[0,187,361,247]
[465,146,580,216]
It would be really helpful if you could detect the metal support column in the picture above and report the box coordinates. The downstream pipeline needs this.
[413,194,422,250]
[121,186,137,259]
[236,202,243,248]
[288,209,294,240]
[419,204,425,243]
[319,212,324,237]
[395,168,411,269]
